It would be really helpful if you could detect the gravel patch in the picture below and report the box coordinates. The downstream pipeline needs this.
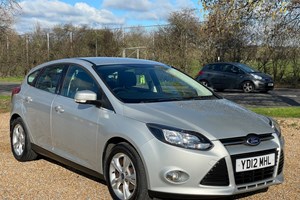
[0,113,299,199]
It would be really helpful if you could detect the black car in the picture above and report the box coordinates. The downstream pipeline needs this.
[195,62,274,92]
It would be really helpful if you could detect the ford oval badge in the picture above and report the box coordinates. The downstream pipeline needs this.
[245,135,261,146]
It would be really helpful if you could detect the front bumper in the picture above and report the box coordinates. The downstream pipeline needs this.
[253,80,274,91]
[140,133,284,198]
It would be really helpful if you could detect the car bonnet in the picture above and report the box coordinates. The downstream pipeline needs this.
[122,99,273,141]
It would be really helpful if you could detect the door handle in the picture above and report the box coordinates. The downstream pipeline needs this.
[24,96,32,103]
[54,105,64,113]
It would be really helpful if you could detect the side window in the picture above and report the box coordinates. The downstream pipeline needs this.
[35,65,64,94]
[61,65,100,99]
[209,64,222,72]
[223,65,234,73]
[27,69,40,86]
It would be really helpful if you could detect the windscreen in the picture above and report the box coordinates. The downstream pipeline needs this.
[95,64,215,103]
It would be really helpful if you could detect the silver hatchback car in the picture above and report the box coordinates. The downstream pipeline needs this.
[10,57,284,199]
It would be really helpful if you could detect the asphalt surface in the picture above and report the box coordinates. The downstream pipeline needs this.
[1,82,300,107]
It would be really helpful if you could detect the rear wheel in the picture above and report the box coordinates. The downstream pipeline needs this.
[242,81,255,93]
[199,80,209,87]
[10,117,37,161]
[104,143,151,200]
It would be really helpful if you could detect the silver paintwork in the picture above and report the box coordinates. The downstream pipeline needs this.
[11,57,284,198]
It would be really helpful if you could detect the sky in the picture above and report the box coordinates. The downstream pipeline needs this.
[14,0,202,33]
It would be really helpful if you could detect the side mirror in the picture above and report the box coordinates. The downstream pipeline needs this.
[75,90,97,104]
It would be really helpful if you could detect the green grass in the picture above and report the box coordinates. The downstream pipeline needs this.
[0,95,10,113]
[248,107,300,118]
[0,76,24,83]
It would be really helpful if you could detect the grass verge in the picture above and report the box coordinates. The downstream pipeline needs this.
[0,76,23,83]
[0,95,10,113]
[249,107,300,118]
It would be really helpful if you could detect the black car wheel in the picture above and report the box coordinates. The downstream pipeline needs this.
[105,142,151,200]
[242,81,255,93]
[199,80,209,87]
[10,117,37,161]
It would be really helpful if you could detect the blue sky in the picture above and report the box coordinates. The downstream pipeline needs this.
[14,0,202,33]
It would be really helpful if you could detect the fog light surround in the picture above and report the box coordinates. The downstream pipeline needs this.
[165,170,189,184]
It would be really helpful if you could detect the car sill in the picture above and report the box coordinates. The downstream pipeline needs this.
[31,144,105,181]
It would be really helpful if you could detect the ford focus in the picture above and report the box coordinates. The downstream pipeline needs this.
[10,57,284,199]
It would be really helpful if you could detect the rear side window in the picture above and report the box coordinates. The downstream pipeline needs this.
[35,65,64,94]
[27,70,40,86]
[207,64,222,72]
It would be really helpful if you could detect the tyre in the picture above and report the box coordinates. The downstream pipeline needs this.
[242,81,255,93]
[104,143,151,200]
[10,117,37,161]
[199,80,209,87]
[215,88,224,92]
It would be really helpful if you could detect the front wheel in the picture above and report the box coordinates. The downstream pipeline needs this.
[105,143,151,200]
[242,81,255,93]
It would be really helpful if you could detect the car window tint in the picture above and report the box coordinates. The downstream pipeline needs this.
[35,65,64,93]
[223,65,234,73]
[208,64,222,72]
[27,69,40,86]
[61,65,100,99]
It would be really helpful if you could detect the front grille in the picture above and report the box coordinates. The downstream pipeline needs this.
[200,158,229,186]
[277,150,284,175]
[220,133,274,146]
[231,149,278,185]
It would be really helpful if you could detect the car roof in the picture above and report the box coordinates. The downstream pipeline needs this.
[206,62,240,66]
[60,57,164,66]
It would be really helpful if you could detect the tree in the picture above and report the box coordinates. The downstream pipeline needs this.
[0,0,19,33]
[153,9,201,73]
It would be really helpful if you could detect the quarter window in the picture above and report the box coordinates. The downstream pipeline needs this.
[27,70,40,86]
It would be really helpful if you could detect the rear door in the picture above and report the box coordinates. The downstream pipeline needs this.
[22,65,65,150]
[208,63,225,88]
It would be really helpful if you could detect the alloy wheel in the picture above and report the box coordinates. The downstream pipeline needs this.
[109,153,137,200]
[243,82,254,93]
[12,124,25,156]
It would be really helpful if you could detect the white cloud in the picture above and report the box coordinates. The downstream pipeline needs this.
[102,0,152,12]
[14,0,125,33]
[121,0,197,22]
[13,0,198,33]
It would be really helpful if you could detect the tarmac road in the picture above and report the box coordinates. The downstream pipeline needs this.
[1,82,300,107]
[217,88,300,107]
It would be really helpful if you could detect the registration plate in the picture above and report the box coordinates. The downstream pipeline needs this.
[236,153,275,172]
[268,83,274,86]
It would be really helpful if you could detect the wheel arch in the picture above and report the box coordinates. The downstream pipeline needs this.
[10,113,22,131]
[240,79,254,88]
[102,137,140,174]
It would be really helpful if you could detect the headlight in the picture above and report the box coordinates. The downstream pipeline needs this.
[147,124,213,150]
[251,74,263,80]
[268,118,281,138]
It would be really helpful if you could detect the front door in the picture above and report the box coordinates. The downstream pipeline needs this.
[51,65,101,170]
